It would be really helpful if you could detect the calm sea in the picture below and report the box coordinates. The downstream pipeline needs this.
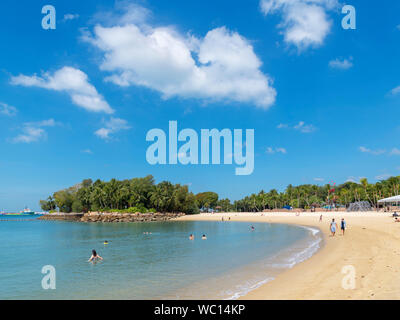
[0,216,322,300]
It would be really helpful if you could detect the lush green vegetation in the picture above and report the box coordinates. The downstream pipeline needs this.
[40,176,199,214]
[232,177,400,212]
[40,175,400,214]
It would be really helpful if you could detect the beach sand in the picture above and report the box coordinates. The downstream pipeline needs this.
[178,211,400,300]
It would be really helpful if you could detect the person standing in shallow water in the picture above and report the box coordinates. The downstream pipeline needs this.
[330,219,338,237]
[88,249,103,263]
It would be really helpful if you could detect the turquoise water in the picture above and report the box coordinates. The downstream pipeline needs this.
[0,217,322,300]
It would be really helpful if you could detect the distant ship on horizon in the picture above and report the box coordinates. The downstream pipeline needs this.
[0,207,37,216]
[20,207,36,215]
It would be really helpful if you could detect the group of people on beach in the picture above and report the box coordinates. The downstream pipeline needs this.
[329,218,346,237]
[319,215,347,236]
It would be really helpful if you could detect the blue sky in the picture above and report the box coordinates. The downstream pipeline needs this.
[0,0,400,211]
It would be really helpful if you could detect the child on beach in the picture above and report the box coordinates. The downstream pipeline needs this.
[330,219,338,237]
[88,250,103,263]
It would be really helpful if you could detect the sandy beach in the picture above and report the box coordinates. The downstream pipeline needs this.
[178,211,400,300]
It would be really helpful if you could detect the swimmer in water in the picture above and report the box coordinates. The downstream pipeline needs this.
[88,249,103,262]
[251,226,255,231]
[189,234,194,240]
[104,240,109,245]
[202,234,207,240]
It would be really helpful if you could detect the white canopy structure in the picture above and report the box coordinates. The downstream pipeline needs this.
[378,195,400,203]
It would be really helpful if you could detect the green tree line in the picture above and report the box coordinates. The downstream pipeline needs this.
[40,176,200,214]
[232,177,400,212]
[40,175,400,214]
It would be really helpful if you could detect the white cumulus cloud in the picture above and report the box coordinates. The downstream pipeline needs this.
[95,117,130,140]
[83,6,277,109]
[260,0,338,50]
[10,67,114,114]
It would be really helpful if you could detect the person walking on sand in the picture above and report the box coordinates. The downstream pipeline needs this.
[88,249,103,263]
[330,219,338,237]
[319,214,323,222]
[341,218,347,235]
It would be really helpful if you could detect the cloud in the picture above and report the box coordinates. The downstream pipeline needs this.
[95,117,130,140]
[390,148,400,155]
[359,147,400,156]
[346,176,358,183]
[266,147,287,154]
[83,5,276,109]
[277,121,316,133]
[293,121,316,133]
[63,14,80,21]
[313,177,324,182]
[359,146,386,155]
[82,149,93,154]
[389,86,400,96]
[329,57,353,70]
[260,0,338,50]
[0,102,17,116]
[375,174,391,180]
[11,119,59,144]
[11,67,114,114]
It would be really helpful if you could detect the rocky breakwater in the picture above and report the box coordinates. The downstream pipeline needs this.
[80,212,185,223]
[38,213,84,221]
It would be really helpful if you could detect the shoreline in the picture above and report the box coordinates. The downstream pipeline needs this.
[37,212,184,223]
[178,211,400,300]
